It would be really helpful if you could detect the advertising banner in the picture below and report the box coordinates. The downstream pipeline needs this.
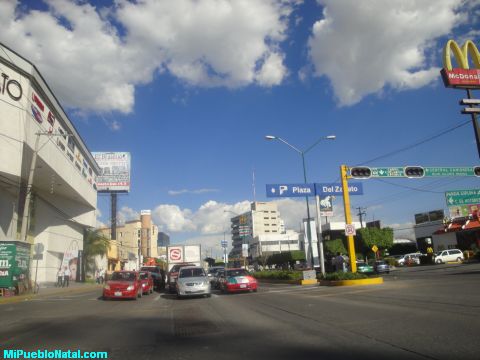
[61,249,78,282]
[0,241,30,289]
[184,245,201,263]
[92,152,131,193]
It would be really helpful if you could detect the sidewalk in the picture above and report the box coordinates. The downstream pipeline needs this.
[0,282,103,305]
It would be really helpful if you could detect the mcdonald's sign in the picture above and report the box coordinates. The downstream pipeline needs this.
[441,39,480,88]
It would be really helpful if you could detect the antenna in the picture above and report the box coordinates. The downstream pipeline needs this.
[252,168,256,203]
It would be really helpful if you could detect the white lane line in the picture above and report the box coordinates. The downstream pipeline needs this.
[154,295,161,301]
[211,294,219,298]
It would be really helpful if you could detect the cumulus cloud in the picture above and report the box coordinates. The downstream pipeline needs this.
[117,206,140,225]
[388,222,416,240]
[1,0,294,113]
[308,0,465,106]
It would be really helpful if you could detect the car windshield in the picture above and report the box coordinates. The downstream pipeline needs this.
[227,269,249,277]
[180,268,205,278]
[111,272,136,281]
[139,272,149,280]
[171,264,193,272]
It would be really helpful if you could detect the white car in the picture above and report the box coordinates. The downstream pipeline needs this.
[395,253,422,266]
[176,266,211,298]
[434,249,464,264]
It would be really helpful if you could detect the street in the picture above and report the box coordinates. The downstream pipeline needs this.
[1,263,479,360]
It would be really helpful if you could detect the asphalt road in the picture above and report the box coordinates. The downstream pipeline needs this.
[1,262,479,360]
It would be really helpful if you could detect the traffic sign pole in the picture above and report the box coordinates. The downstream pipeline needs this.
[341,165,357,273]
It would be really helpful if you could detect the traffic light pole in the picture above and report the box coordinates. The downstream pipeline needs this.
[466,89,480,159]
[340,165,357,273]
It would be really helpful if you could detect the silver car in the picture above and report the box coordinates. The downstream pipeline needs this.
[176,266,211,298]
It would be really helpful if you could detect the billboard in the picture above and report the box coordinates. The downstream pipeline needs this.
[92,152,131,192]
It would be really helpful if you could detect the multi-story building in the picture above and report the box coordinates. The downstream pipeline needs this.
[0,43,100,283]
[229,202,299,258]
[157,232,170,247]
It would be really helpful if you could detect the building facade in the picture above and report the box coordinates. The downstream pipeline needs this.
[0,43,100,284]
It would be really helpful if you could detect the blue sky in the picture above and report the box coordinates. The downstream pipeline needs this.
[2,0,480,256]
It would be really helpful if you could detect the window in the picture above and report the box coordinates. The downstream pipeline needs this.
[271,211,276,213]
[75,162,81,171]
[67,136,75,152]
[265,230,270,232]
[67,152,74,162]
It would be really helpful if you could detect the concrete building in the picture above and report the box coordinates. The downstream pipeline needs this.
[0,43,100,284]
[229,202,300,259]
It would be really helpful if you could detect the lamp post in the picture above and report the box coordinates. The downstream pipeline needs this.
[265,134,336,269]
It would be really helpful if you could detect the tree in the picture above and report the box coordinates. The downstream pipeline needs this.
[204,257,216,267]
[356,227,394,255]
[324,238,347,255]
[83,228,110,276]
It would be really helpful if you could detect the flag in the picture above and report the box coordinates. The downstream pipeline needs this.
[32,93,44,112]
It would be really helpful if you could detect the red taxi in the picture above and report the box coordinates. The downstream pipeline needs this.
[103,271,142,300]
[139,271,154,295]
[219,268,257,293]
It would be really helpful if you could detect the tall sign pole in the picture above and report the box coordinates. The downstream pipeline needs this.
[340,165,357,273]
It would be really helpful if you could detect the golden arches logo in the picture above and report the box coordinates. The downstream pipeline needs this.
[441,39,480,89]
[443,39,480,70]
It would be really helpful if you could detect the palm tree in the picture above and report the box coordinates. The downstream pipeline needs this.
[83,228,110,277]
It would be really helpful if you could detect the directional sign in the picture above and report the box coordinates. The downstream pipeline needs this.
[445,189,480,206]
[266,184,315,198]
[221,240,228,248]
[370,167,405,177]
[424,167,475,177]
[316,182,363,196]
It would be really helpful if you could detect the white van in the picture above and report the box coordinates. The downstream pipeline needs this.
[434,249,464,264]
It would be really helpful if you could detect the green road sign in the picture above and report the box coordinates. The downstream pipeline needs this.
[370,167,404,177]
[445,189,480,206]
[425,167,475,177]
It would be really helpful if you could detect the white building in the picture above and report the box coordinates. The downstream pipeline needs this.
[229,202,301,259]
[0,43,99,283]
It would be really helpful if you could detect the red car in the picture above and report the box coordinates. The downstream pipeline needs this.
[103,271,142,300]
[139,271,154,295]
[219,268,257,293]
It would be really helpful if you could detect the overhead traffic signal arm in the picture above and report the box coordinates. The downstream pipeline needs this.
[349,167,371,179]
[404,166,425,178]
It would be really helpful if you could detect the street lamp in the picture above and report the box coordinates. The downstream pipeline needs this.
[265,134,335,270]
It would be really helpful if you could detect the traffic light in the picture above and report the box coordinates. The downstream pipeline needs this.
[474,166,480,177]
[404,166,424,178]
[349,167,372,179]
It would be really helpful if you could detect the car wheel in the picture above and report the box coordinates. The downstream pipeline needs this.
[253,288,258,293]
[436,259,442,264]
[205,293,211,298]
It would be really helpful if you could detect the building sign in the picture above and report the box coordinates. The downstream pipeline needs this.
[168,246,183,263]
[92,152,131,193]
[441,40,480,89]
[0,71,23,101]
[414,210,445,225]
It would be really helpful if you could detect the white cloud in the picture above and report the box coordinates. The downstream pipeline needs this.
[388,222,416,240]
[168,188,220,196]
[152,204,196,232]
[308,0,465,106]
[1,0,294,114]
[117,206,139,225]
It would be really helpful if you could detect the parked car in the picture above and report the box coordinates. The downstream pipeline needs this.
[395,253,422,266]
[356,262,374,274]
[139,271,154,295]
[176,266,211,298]
[212,268,225,289]
[167,263,196,293]
[140,265,165,291]
[219,268,258,293]
[207,266,224,285]
[103,271,142,300]
[373,260,390,274]
[434,249,464,264]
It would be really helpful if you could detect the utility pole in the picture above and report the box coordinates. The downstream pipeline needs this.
[356,207,367,228]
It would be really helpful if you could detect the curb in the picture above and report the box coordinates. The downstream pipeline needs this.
[0,285,102,305]
[257,279,318,285]
[319,277,384,287]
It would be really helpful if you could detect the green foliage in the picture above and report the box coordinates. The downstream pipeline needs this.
[383,257,397,266]
[83,229,110,273]
[266,251,306,266]
[357,227,394,252]
[324,238,347,255]
[252,270,303,281]
[319,271,368,281]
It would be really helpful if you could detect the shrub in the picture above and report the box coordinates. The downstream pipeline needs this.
[252,270,303,281]
[319,271,369,281]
